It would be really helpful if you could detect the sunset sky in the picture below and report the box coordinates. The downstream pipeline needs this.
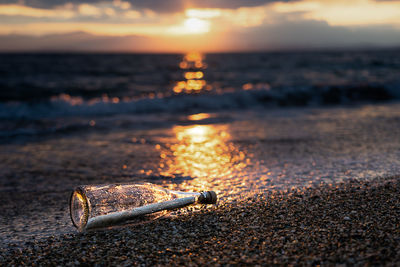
[1,0,400,52]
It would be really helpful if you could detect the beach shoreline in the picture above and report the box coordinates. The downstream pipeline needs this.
[1,175,400,265]
[2,102,400,263]
[1,47,400,266]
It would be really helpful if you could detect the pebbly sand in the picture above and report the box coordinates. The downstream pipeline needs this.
[1,176,400,265]
[1,103,400,265]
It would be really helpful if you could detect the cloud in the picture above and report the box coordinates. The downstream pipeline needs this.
[2,0,295,12]
[218,19,400,51]
[185,0,292,10]
[296,0,400,26]
[1,19,399,52]
[0,3,75,18]
[1,0,400,52]
[128,0,293,13]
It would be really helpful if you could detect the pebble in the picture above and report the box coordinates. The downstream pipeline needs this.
[1,176,400,265]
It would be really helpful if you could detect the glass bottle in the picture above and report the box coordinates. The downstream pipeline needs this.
[70,182,217,231]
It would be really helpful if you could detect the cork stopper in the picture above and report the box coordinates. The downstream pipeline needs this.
[198,191,218,204]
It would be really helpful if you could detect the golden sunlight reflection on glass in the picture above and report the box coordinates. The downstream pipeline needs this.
[158,124,252,196]
[173,52,211,94]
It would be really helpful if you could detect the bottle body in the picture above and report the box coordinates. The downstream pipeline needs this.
[70,182,216,231]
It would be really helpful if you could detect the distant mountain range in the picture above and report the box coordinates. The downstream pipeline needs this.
[0,31,156,52]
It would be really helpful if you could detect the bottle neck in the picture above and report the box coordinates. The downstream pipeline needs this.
[169,190,217,204]
[169,190,201,199]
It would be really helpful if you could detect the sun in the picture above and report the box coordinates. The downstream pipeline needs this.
[183,18,210,34]
[166,10,212,35]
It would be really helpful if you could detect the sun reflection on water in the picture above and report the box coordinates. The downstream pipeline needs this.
[187,113,212,121]
[173,52,211,94]
[158,123,251,196]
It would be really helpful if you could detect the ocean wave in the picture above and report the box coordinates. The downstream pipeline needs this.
[0,84,399,120]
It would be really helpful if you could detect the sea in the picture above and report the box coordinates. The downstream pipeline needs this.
[1,49,400,244]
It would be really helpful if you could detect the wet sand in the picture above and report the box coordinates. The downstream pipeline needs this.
[1,176,400,265]
[1,103,400,264]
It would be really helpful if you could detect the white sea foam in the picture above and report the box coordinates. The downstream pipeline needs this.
[1,83,398,120]
[0,89,273,119]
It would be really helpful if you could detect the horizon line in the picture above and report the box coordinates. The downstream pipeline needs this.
[1,46,399,55]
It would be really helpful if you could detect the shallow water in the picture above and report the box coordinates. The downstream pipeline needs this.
[1,103,400,246]
[1,50,400,247]
[1,50,400,138]
[2,50,400,102]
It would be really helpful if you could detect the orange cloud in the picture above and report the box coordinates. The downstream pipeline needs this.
[78,4,102,17]
[272,0,400,26]
[1,0,400,52]
[0,4,75,18]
